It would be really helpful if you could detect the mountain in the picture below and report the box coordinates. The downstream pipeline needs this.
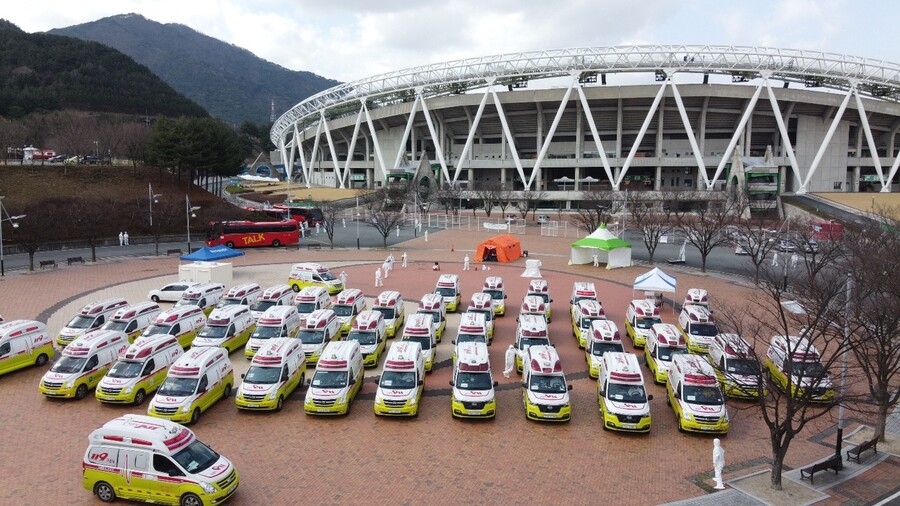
[49,14,341,125]
[0,19,206,118]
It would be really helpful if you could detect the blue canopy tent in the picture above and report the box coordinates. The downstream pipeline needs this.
[180,245,245,262]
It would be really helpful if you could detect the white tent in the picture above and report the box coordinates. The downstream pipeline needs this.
[570,224,632,269]
[632,268,677,303]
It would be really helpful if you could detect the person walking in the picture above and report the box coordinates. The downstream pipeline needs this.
[118,232,124,246]
[396,224,400,237]
[382,261,390,279]
[713,439,725,489]
[342,218,346,228]
[315,222,321,235]
[424,230,428,242]
[123,231,129,245]
[339,270,348,288]
[592,253,599,267]
[375,268,383,287]
[401,252,408,268]
[463,254,470,271]
[503,345,517,378]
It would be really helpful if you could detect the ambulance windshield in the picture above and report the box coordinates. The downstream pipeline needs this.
[683,385,724,405]
[312,370,348,389]
[468,309,493,322]
[244,366,280,384]
[198,325,229,339]
[372,307,396,320]
[347,331,377,346]
[297,329,326,344]
[296,303,317,314]
[252,325,283,339]
[581,317,602,329]
[635,317,662,329]
[251,300,277,313]
[103,321,129,332]
[455,372,493,391]
[435,287,456,297]
[319,271,336,282]
[607,383,647,403]
[332,305,354,317]
[380,371,416,389]
[145,324,172,336]
[690,323,719,337]
[65,315,95,329]
[456,333,486,344]
[529,374,567,394]
[403,335,431,351]
[158,377,199,397]
[591,341,624,357]
[726,358,760,375]
[107,360,143,378]
[418,310,443,323]
[173,439,220,474]
[51,356,86,374]
[519,337,549,350]
[530,293,550,303]
[658,346,685,362]
[483,289,503,301]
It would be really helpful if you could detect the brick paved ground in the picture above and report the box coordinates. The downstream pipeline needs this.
[0,228,896,505]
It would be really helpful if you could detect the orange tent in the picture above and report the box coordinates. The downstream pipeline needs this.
[474,234,522,263]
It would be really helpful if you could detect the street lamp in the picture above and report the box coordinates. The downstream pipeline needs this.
[148,183,162,227]
[0,196,26,277]
[356,197,361,250]
[185,195,200,253]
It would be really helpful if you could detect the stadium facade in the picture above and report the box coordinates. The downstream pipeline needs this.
[270,45,900,209]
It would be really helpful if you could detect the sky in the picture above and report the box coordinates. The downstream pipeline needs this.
[6,0,899,83]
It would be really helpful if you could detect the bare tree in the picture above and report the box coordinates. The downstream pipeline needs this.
[434,184,462,215]
[679,199,734,272]
[472,182,503,217]
[516,189,548,219]
[495,185,515,216]
[365,188,406,249]
[8,199,64,270]
[69,197,121,261]
[732,217,782,284]
[320,202,348,249]
[628,192,670,264]
[573,188,620,232]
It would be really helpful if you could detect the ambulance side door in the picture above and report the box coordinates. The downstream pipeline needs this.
[119,449,153,500]
[150,453,183,501]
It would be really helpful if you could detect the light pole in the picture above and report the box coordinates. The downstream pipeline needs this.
[185,195,200,253]
[0,196,26,277]
[835,273,852,462]
[355,196,360,250]
[148,183,162,228]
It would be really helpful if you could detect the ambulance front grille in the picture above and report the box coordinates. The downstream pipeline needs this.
[537,404,562,413]
[312,399,336,407]
[695,415,721,424]
[383,399,407,407]
[42,381,63,390]
[100,386,123,395]
[216,469,237,489]
[154,406,179,415]
[462,401,486,410]
[616,414,643,424]
[242,394,266,401]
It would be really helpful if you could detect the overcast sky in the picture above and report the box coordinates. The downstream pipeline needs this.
[7,0,899,82]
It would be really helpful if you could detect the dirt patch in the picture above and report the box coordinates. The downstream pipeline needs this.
[729,470,827,506]
[845,426,900,456]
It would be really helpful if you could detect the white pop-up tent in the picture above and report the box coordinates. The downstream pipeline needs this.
[570,224,632,269]
[632,267,677,307]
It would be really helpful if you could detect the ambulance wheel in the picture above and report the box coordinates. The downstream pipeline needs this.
[133,389,146,405]
[94,481,116,502]
[272,239,281,247]
[180,493,203,506]
[150,295,160,302]
[75,384,88,400]
[226,241,235,248]
[276,396,284,411]
[35,353,49,366]
[223,384,232,398]
[190,408,201,425]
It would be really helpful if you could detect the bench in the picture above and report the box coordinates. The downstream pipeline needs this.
[846,437,879,463]
[166,248,183,256]
[39,260,57,269]
[66,256,85,265]
[800,454,842,484]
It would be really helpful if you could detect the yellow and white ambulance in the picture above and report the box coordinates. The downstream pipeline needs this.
[57,298,129,347]
[236,337,306,411]
[526,279,553,321]
[175,283,225,316]
[304,341,364,415]
[245,306,301,359]
[514,314,550,373]
[148,347,234,424]
[142,306,208,349]
[249,284,295,321]
[453,312,489,363]
[597,351,652,432]
[450,341,497,419]
[296,308,340,365]
[0,320,54,376]
[434,273,462,312]
[764,334,834,403]
[571,299,607,349]
[585,319,625,378]
[645,323,688,384]
[40,329,128,400]
[707,333,764,399]
[677,304,719,354]
[401,313,436,372]
[624,299,662,348]
[416,293,446,342]
[569,281,598,321]
[481,276,507,316]
[82,414,239,505]
[192,305,255,353]
[101,302,161,343]
[345,310,387,368]
[96,334,184,405]
[666,353,730,434]
[521,345,572,422]
[683,288,711,312]
[217,282,262,309]
[374,341,425,417]
[333,288,366,336]
[288,262,344,295]
[465,292,495,342]
[520,295,549,328]
[373,290,405,337]
[293,286,332,326]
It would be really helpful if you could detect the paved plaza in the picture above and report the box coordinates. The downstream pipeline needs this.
[0,227,897,505]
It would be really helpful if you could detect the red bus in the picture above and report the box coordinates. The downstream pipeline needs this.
[206,220,300,248]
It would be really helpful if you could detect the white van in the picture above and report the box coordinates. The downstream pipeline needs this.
[450,342,498,419]
[236,337,306,411]
[333,288,367,336]
[707,333,764,399]
[572,299,607,349]
[249,284,295,321]
[417,293,447,342]
[288,262,344,295]
[346,310,387,368]
[585,319,625,378]
[175,283,225,316]
[522,345,573,422]
[148,346,234,424]
[217,282,262,308]
[245,305,301,359]
[142,306,208,349]
[82,414,239,505]
[570,281,599,308]
[514,314,550,373]
[373,290,405,338]
[598,352,652,432]
[102,301,161,343]
[40,329,129,400]
[57,298,129,347]
[677,304,719,354]
[764,334,834,403]
[374,341,425,417]
[466,292,495,342]
[193,305,256,353]
[401,313,436,372]
[304,341,364,415]
[294,286,333,325]
[96,334,184,405]
[434,273,462,312]
[296,309,340,365]
[481,276,507,316]
[683,288,711,312]
[0,320,54,376]
[624,299,662,348]
[526,279,553,321]
[645,323,688,384]
[453,312,489,363]
[667,353,730,434]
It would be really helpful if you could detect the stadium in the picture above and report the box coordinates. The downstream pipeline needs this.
[270,45,900,212]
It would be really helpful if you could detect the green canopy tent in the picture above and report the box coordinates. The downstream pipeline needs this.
[570,224,632,269]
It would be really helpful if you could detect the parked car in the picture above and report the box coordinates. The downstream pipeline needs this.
[802,239,819,253]
[47,154,68,163]
[537,214,551,223]
[775,239,796,252]
[147,281,200,303]
[79,155,102,165]
[734,243,750,255]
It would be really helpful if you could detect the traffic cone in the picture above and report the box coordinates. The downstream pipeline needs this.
[451,243,454,252]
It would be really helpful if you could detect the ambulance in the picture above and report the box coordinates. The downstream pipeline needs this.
[585,320,625,378]
[450,342,498,419]
[373,290,405,337]
[624,299,662,348]
[374,341,425,417]
[481,276,507,316]
[526,279,553,321]
[677,305,719,354]
[0,320,54,376]
[597,352,652,432]
[764,334,834,403]
[453,312,489,363]
[521,345,573,422]
[293,286,333,325]
[416,293,446,342]
[401,313,436,372]
[82,414,239,505]
[95,334,184,405]
[245,305,302,359]
[40,330,128,400]
[175,283,225,316]
[645,323,688,384]
[288,262,344,295]
[192,305,255,353]
[101,302,161,343]
[333,288,367,336]
[345,310,387,368]
[520,295,549,325]
[572,299,607,349]
[249,284,295,321]
[683,288,711,312]
[142,306,208,349]
[304,341,364,415]
[217,282,262,308]
[434,273,462,312]
[236,337,306,411]
[148,346,234,424]
[465,292,495,341]
[666,353,730,434]
[570,281,599,321]
[296,309,340,365]
[514,314,550,373]
[707,333,764,399]
[57,298,129,347]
